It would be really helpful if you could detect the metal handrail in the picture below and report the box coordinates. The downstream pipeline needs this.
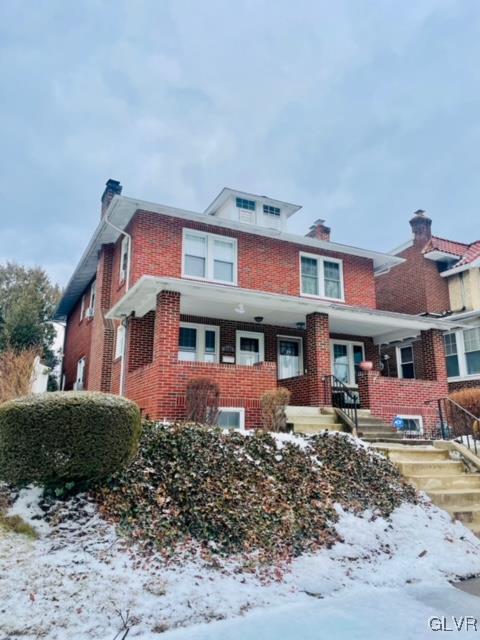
[427,396,480,455]
[323,374,359,435]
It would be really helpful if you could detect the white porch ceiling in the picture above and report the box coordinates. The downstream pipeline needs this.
[106,276,466,345]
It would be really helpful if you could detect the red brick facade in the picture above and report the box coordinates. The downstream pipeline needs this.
[62,202,451,428]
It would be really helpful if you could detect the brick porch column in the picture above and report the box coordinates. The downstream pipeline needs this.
[420,329,448,383]
[154,290,181,363]
[306,312,331,406]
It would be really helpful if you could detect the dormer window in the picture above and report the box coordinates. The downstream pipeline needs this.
[236,197,256,211]
[263,205,281,217]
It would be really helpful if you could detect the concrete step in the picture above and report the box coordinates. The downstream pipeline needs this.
[447,507,480,526]
[383,448,451,463]
[294,423,343,434]
[290,414,339,425]
[357,418,388,426]
[358,425,399,433]
[395,460,466,476]
[409,474,480,491]
[360,431,401,439]
[428,489,480,508]
[286,406,322,417]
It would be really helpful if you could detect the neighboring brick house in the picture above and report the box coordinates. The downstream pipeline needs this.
[56,181,461,433]
[376,210,480,394]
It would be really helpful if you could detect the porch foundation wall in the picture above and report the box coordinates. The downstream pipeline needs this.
[358,370,447,434]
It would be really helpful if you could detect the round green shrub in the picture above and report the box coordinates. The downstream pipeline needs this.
[0,391,142,486]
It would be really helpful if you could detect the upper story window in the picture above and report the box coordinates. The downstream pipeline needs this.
[263,204,281,217]
[236,197,256,211]
[79,294,86,321]
[183,229,237,285]
[119,236,129,283]
[89,280,96,315]
[300,252,344,301]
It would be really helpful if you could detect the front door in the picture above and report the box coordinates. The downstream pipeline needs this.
[278,337,303,379]
[330,340,365,386]
[236,331,265,366]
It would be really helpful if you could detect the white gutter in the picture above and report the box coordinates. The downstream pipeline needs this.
[104,204,132,395]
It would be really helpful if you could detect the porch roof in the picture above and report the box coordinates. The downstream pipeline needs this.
[106,276,466,345]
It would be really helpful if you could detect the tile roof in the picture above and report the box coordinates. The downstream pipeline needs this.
[423,236,470,257]
[455,240,480,266]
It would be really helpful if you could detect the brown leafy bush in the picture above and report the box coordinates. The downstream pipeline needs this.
[96,423,417,562]
[449,389,480,419]
[261,387,291,432]
[185,377,220,425]
[0,348,38,403]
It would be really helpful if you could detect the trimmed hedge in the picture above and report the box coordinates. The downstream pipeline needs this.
[0,392,141,485]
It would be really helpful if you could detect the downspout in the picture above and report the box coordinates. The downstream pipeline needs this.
[104,200,132,396]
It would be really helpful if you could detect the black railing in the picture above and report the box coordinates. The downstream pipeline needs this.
[430,397,480,455]
[323,375,359,435]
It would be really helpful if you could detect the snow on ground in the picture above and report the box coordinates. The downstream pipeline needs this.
[1,486,480,639]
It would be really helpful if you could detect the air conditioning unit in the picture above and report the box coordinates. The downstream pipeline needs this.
[85,307,95,319]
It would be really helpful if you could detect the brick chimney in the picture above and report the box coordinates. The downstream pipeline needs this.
[409,209,432,246]
[101,179,123,217]
[306,219,331,241]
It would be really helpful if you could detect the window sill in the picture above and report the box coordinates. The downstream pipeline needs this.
[447,374,480,383]
[181,274,238,287]
[300,292,345,304]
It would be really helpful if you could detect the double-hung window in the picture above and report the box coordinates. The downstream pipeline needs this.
[119,236,129,283]
[464,328,480,375]
[183,230,237,285]
[300,253,344,301]
[178,323,219,363]
[397,345,415,379]
[444,333,460,378]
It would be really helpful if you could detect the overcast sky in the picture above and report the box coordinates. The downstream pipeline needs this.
[1,0,480,286]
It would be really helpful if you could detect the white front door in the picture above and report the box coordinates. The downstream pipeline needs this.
[330,340,365,386]
[277,337,303,379]
[236,331,264,366]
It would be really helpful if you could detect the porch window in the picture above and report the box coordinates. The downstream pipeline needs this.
[300,253,344,301]
[444,333,460,378]
[464,328,480,375]
[183,230,237,285]
[178,323,219,363]
[397,345,415,379]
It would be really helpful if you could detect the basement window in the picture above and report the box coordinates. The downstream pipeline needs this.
[217,408,245,430]
[395,415,423,435]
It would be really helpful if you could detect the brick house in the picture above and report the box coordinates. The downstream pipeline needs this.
[376,210,480,394]
[56,181,461,433]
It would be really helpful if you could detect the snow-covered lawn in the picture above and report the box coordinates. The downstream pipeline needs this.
[1,486,480,639]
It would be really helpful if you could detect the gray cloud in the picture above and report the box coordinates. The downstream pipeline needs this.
[1,0,479,285]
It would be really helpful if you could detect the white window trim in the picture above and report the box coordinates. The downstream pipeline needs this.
[236,330,265,365]
[217,407,245,430]
[182,228,238,286]
[396,343,416,379]
[74,356,86,390]
[79,294,86,321]
[119,236,129,283]
[115,324,125,360]
[396,414,424,436]
[299,251,345,302]
[445,329,480,381]
[178,322,220,363]
[89,280,96,314]
[277,335,304,379]
[330,339,365,387]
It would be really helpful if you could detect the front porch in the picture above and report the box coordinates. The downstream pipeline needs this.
[107,276,461,429]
